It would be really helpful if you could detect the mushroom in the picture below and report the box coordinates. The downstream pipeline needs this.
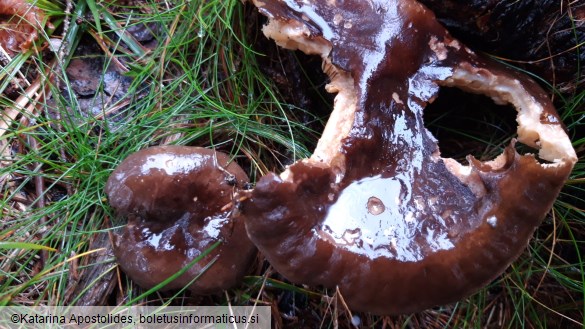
[105,145,256,294]
[240,0,577,314]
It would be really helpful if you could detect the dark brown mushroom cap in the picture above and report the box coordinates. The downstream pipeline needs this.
[241,0,577,315]
[106,145,256,294]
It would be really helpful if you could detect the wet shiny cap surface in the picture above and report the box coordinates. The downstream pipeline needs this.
[242,0,577,314]
[106,145,256,294]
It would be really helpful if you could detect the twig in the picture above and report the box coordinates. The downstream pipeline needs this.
[17,62,57,268]
[27,136,47,242]
[57,0,74,62]
[0,80,42,138]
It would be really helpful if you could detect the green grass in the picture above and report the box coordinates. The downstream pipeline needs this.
[1,0,583,327]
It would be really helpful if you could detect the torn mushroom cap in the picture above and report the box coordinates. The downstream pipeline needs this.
[241,0,577,315]
[105,145,256,294]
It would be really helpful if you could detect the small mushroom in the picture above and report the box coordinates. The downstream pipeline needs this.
[241,0,577,314]
[105,145,256,294]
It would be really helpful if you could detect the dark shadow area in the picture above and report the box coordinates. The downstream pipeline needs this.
[249,7,332,143]
[424,86,519,162]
